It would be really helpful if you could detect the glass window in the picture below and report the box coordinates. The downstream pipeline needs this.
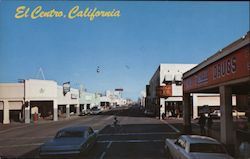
[84,131,89,138]
[88,128,94,135]
[56,130,84,138]
[176,138,186,149]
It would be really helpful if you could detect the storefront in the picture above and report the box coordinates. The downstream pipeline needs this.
[145,64,197,118]
[182,32,250,147]
[0,79,80,124]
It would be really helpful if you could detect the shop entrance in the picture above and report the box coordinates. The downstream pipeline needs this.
[30,101,53,120]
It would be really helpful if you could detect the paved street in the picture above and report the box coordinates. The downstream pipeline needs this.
[0,106,180,159]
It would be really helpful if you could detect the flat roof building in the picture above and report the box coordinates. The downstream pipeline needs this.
[0,79,82,124]
[145,64,197,119]
[182,31,250,147]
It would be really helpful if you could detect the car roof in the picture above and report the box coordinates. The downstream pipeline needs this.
[181,135,220,144]
[59,126,90,132]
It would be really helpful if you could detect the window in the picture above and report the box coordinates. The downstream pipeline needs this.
[175,81,182,85]
[176,138,186,149]
[84,131,89,138]
[56,130,84,138]
[88,128,94,135]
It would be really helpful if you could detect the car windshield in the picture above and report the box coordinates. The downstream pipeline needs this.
[190,143,227,153]
[55,131,84,138]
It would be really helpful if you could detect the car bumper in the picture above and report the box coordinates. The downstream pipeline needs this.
[40,150,81,156]
[39,150,81,156]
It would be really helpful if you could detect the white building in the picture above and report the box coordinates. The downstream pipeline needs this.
[140,91,146,107]
[0,79,81,124]
[145,64,197,119]
[100,90,126,108]
[145,64,237,119]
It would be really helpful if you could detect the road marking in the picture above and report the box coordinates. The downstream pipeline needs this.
[0,143,43,148]
[161,120,181,133]
[100,152,106,159]
[107,141,112,149]
[97,139,163,143]
[98,132,177,136]
[99,141,112,159]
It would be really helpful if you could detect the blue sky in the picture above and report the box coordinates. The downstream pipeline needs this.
[0,1,249,100]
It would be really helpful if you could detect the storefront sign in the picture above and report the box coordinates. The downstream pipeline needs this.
[184,45,250,92]
[156,85,172,98]
[63,82,70,95]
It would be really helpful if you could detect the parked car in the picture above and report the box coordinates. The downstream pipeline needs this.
[164,135,233,159]
[39,126,97,157]
[210,110,221,119]
[90,106,102,115]
[79,109,90,116]
[210,109,245,119]
[232,110,246,119]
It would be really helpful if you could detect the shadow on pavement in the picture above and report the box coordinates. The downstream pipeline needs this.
[101,106,147,118]
[100,123,178,134]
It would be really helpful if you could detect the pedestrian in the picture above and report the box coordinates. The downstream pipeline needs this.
[162,113,166,120]
[198,113,206,135]
[206,114,213,136]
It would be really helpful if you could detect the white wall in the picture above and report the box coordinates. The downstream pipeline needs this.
[57,86,79,105]
[160,64,197,96]
[0,83,24,99]
[25,79,57,100]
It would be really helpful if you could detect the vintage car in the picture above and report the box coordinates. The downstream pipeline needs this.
[89,106,102,115]
[39,126,97,157]
[164,135,233,159]
[210,109,245,119]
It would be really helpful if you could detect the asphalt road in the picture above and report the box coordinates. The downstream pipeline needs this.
[0,106,180,159]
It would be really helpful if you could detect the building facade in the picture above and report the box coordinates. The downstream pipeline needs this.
[145,64,197,119]
[0,79,99,124]
[182,31,250,146]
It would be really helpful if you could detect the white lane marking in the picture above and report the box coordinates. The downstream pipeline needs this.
[161,120,180,133]
[97,139,163,143]
[98,132,177,136]
[0,143,43,148]
[100,151,106,159]
[99,141,112,159]
[107,141,112,149]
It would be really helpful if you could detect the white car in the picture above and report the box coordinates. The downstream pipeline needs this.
[210,110,245,119]
[232,110,246,119]
[165,135,233,159]
[210,110,221,118]
[90,106,102,115]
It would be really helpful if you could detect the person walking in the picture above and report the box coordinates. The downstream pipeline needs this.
[206,114,213,136]
[198,113,206,135]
